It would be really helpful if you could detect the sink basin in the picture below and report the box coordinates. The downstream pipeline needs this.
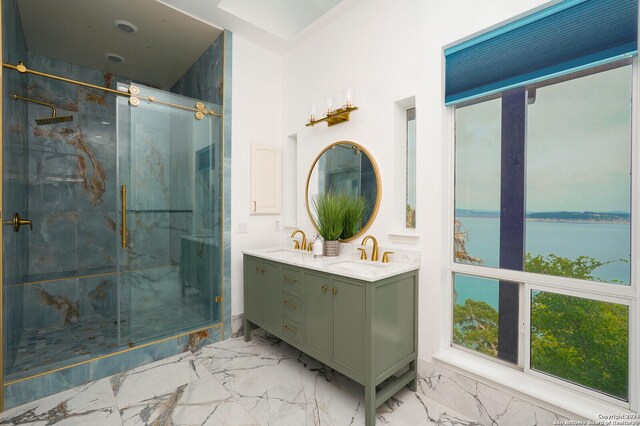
[329,260,390,274]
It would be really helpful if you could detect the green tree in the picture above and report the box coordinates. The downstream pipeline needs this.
[453,253,629,400]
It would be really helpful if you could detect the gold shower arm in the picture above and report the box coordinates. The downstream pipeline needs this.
[3,61,222,118]
[12,94,56,116]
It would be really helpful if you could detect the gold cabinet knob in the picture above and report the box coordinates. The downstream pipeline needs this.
[332,287,337,295]
[321,285,327,293]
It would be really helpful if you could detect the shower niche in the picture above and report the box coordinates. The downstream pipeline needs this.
[1,0,231,408]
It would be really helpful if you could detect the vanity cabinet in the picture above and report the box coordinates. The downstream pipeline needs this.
[244,257,280,331]
[243,254,418,426]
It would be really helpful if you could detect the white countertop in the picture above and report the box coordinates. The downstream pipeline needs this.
[242,247,419,282]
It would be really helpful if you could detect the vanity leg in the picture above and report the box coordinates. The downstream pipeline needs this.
[409,359,418,392]
[244,318,252,342]
[364,384,376,426]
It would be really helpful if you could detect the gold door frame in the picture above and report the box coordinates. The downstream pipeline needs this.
[0,1,5,412]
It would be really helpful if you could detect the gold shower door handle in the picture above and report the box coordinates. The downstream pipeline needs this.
[121,185,127,248]
[3,213,32,232]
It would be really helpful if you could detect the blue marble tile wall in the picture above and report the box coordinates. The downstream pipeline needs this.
[170,31,228,328]
[222,30,233,339]
[2,0,28,375]
[26,52,118,279]
[17,53,121,359]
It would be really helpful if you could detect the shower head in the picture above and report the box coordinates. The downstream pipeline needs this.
[12,94,73,126]
[35,115,73,125]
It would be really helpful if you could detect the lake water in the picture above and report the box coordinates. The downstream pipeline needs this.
[454,217,631,308]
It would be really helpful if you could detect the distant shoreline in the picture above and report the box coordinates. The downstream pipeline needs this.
[456,210,630,225]
[456,216,630,225]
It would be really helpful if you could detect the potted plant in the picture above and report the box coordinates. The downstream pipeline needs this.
[311,192,344,256]
[339,193,367,240]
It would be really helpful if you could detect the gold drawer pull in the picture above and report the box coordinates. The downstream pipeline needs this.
[283,299,298,310]
[283,324,297,334]
[321,285,327,293]
[283,275,298,283]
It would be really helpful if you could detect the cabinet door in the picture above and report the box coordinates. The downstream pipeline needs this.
[332,278,364,373]
[250,145,281,214]
[244,257,262,321]
[261,261,281,330]
[304,273,331,358]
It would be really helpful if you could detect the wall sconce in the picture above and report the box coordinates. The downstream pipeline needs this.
[306,87,359,127]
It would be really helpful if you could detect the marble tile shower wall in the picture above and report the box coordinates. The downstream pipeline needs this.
[23,52,120,332]
[170,32,229,333]
[2,0,28,374]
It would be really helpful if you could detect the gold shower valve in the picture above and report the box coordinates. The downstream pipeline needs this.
[129,97,140,106]
[195,101,205,110]
[128,85,140,95]
[195,111,205,120]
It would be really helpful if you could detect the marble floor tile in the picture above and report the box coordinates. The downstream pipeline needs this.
[118,375,257,426]
[378,388,480,425]
[1,330,477,426]
[0,378,120,425]
[110,351,212,409]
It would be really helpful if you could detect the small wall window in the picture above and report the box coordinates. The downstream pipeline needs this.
[405,107,416,229]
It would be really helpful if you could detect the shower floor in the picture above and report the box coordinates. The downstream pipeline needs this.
[7,305,213,382]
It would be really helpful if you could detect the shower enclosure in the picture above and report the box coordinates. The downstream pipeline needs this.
[1,0,229,408]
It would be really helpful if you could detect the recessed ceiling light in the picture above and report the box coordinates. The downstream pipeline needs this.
[113,20,138,34]
[104,53,125,63]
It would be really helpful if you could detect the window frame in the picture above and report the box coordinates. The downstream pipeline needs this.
[445,58,640,412]
[404,106,417,230]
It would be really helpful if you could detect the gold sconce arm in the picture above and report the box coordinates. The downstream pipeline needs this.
[306,105,359,127]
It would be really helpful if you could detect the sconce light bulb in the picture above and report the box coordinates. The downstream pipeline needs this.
[343,87,354,108]
[324,95,334,114]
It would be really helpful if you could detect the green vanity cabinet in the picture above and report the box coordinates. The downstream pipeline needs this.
[304,272,332,358]
[331,277,365,375]
[243,254,418,426]
[243,257,280,332]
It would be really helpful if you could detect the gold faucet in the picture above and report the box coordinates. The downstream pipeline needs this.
[291,230,307,251]
[361,235,378,262]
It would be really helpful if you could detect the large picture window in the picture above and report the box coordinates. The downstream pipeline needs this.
[452,62,634,403]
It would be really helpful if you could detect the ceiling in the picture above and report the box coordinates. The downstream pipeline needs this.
[217,0,343,41]
[157,0,359,53]
[17,0,223,89]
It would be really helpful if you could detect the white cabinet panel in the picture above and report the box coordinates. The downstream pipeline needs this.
[250,144,281,214]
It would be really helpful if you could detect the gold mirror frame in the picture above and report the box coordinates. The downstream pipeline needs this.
[305,141,381,242]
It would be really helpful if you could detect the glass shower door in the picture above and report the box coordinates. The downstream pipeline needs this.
[116,83,221,346]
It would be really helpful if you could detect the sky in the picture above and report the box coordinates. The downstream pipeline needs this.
[455,64,632,213]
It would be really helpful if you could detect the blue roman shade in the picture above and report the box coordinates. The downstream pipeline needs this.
[445,0,638,105]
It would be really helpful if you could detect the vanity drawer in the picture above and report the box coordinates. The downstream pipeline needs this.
[281,292,301,318]
[282,316,302,344]
[281,268,301,291]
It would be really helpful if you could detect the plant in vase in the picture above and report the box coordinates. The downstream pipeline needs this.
[311,192,344,256]
[340,193,367,240]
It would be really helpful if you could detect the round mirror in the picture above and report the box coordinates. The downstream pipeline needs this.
[305,141,381,242]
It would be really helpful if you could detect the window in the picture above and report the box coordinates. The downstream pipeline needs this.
[452,62,634,404]
[405,107,416,229]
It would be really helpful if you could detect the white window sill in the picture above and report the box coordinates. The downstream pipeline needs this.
[388,231,420,244]
[432,348,634,421]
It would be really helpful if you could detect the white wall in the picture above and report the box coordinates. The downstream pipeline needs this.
[231,36,283,317]
[279,0,550,360]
